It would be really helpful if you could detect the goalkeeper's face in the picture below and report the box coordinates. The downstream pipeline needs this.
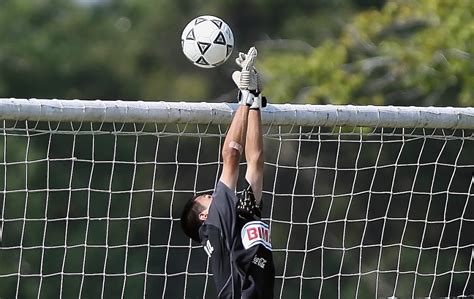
[197,194,213,222]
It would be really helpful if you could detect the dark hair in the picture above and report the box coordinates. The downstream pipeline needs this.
[180,194,206,243]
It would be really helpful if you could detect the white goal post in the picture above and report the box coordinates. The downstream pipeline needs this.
[0,98,472,298]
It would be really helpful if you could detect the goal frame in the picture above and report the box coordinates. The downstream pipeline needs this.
[0,98,473,129]
[0,98,473,298]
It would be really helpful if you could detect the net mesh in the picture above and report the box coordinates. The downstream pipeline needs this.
[0,119,473,298]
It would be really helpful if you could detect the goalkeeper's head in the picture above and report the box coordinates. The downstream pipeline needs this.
[180,194,212,242]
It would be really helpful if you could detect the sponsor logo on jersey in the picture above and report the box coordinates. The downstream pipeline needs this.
[203,240,214,258]
[252,255,267,269]
[241,221,272,250]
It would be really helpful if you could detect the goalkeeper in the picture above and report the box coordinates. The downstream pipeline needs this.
[181,47,275,298]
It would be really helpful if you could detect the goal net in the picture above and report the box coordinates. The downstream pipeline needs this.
[0,98,473,298]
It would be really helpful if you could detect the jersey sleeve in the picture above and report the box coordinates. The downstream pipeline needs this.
[205,181,238,248]
[200,223,240,298]
[199,182,243,298]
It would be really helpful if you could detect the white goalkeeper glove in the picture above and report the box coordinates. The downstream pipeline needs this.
[233,47,259,91]
[232,47,266,109]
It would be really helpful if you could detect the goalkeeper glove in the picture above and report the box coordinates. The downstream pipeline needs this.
[232,47,266,109]
[233,47,259,91]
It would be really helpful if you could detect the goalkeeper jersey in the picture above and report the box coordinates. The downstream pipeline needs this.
[199,181,275,299]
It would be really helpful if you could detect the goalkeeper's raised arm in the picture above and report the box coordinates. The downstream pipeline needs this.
[180,47,275,298]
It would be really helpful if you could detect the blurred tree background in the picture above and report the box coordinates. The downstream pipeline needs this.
[0,0,473,298]
[1,0,471,106]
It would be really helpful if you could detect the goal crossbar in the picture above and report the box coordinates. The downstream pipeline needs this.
[1,98,474,128]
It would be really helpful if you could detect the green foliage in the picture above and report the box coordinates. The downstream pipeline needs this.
[0,0,471,105]
[261,41,364,104]
[0,0,472,298]
[0,0,219,100]
[261,0,473,106]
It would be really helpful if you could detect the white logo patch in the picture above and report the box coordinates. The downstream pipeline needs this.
[241,221,272,250]
[252,256,267,269]
[203,240,214,257]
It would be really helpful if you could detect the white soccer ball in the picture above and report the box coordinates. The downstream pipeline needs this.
[181,15,234,68]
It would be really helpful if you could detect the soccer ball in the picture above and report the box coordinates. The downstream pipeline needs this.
[181,15,234,68]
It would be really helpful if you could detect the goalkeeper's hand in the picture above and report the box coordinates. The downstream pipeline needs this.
[232,47,266,108]
[232,47,259,91]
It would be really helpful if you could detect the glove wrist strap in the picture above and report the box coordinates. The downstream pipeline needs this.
[238,90,254,106]
[238,90,267,109]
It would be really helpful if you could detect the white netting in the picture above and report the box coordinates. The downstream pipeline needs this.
[265,126,473,298]
[0,100,473,298]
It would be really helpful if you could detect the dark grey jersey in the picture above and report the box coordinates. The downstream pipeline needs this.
[199,181,275,299]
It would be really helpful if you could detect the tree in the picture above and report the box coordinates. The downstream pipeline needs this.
[260,0,473,107]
